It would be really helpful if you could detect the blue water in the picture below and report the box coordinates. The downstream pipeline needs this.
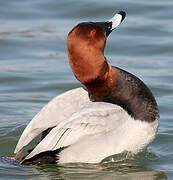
[0,0,173,179]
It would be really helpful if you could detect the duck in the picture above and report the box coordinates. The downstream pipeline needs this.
[14,11,159,165]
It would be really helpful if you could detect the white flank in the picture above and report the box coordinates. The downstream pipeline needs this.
[14,88,158,164]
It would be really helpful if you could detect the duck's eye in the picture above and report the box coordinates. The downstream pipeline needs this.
[90,29,96,38]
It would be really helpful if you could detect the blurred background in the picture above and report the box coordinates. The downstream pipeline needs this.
[0,0,172,179]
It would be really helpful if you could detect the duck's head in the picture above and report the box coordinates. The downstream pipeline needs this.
[67,11,126,84]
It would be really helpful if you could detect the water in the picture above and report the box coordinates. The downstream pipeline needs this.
[0,0,172,179]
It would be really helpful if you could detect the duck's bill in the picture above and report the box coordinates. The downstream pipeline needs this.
[96,11,126,37]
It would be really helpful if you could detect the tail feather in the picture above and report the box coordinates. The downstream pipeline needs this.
[21,148,62,165]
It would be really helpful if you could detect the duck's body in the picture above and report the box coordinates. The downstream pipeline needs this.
[15,88,158,164]
[14,11,159,164]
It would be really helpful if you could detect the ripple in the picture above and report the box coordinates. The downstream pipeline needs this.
[0,0,173,179]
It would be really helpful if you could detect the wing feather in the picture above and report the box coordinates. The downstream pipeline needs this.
[14,88,89,155]
[23,102,127,161]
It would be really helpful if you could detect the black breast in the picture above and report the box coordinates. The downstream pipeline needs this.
[90,67,159,123]
[113,67,159,122]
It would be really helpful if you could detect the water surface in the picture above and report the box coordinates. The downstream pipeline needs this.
[0,0,173,179]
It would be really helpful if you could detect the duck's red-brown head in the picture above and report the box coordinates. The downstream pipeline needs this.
[67,11,126,91]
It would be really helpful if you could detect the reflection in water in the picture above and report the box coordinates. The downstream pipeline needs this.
[0,0,173,179]
[0,151,166,179]
[36,163,166,180]
[34,151,167,180]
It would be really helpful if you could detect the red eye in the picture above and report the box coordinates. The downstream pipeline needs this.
[90,29,96,37]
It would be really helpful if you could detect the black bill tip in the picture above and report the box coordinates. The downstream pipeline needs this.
[118,11,126,22]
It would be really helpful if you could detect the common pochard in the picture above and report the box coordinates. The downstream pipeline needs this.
[14,11,159,164]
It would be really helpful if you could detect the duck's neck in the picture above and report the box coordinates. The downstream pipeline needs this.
[68,44,118,98]
[68,47,116,97]
[84,65,117,99]
[68,44,111,85]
